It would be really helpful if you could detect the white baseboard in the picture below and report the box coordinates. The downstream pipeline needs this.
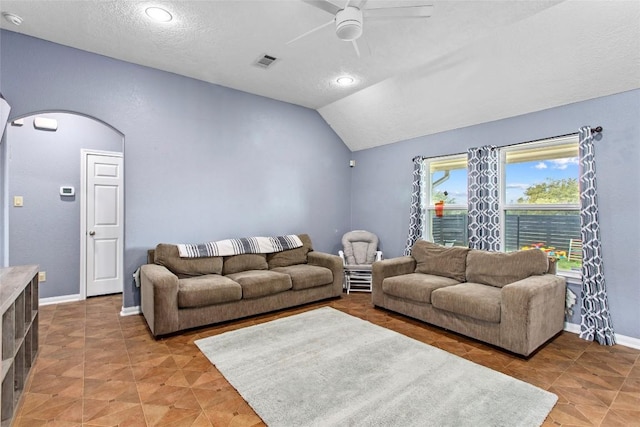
[614,334,640,350]
[38,294,82,306]
[120,305,141,316]
[38,295,142,317]
[563,322,581,334]
[564,322,640,350]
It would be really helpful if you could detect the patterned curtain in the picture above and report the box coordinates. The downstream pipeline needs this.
[578,126,615,345]
[467,145,500,251]
[404,157,426,255]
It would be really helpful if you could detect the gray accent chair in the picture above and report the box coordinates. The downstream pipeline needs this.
[339,230,382,293]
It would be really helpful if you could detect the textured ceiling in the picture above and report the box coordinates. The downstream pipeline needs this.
[0,0,638,151]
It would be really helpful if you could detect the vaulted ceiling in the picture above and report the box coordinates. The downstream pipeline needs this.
[1,1,638,151]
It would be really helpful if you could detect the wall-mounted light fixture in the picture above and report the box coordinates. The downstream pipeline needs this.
[34,117,58,131]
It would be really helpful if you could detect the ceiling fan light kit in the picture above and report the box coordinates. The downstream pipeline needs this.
[335,7,363,41]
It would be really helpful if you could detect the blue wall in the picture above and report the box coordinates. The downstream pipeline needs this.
[2,29,638,342]
[351,89,640,339]
[5,113,123,299]
[0,30,352,308]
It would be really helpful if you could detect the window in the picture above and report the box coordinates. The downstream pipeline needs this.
[420,135,581,276]
[423,154,468,247]
[500,136,580,273]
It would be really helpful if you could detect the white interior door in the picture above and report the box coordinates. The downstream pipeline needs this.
[86,153,123,297]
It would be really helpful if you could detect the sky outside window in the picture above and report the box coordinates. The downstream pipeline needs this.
[428,145,579,207]
[505,156,579,204]
[430,157,579,206]
[430,168,468,205]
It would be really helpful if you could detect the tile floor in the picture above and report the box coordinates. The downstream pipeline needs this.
[11,293,640,426]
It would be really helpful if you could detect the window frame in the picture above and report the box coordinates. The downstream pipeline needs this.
[498,135,581,279]
[423,153,468,245]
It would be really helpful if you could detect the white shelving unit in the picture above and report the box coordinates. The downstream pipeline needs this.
[0,265,39,426]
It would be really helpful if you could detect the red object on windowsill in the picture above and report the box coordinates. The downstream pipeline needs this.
[435,201,444,217]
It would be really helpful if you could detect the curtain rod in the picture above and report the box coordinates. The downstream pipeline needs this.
[413,152,466,162]
[412,126,603,161]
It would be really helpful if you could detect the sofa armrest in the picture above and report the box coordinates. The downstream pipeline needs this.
[140,264,180,337]
[372,256,416,305]
[307,251,343,296]
[500,274,566,356]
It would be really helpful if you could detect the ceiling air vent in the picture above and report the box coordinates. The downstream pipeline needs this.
[254,54,278,69]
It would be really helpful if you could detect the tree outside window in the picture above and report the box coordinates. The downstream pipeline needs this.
[421,135,581,275]
[502,136,581,273]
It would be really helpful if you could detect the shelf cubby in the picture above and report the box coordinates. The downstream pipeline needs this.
[0,265,39,426]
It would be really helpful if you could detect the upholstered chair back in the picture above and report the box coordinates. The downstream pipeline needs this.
[342,230,379,266]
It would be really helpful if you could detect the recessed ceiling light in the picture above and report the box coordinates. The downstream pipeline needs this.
[145,7,172,23]
[336,76,355,86]
[2,12,23,26]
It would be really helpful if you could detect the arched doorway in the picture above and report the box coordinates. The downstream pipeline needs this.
[2,111,124,305]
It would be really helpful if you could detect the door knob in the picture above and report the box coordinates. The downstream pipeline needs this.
[89,231,96,236]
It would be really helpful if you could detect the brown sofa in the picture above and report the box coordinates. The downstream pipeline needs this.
[140,234,343,337]
[372,240,566,356]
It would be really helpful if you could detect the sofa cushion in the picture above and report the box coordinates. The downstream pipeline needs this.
[155,243,223,276]
[466,249,549,288]
[222,254,268,275]
[267,234,312,268]
[382,273,460,304]
[412,240,469,282]
[177,274,242,308]
[225,270,292,299]
[271,264,333,291]
[431,283,502,323]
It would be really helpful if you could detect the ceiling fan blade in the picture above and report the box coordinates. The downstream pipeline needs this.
[363,5,433,19]
[351,39,360,58]
[352,37,372,57]
[300,0,341,15]
[358,0,370,9]
[286,19,335,45]
[360,35,372,56]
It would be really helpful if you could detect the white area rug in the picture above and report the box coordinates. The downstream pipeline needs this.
[195,307,557,427]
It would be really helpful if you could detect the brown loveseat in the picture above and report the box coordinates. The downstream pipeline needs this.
[372,240,566,356]
[140,234,343,337]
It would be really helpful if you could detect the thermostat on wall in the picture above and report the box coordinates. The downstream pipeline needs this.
[60,186,75,196]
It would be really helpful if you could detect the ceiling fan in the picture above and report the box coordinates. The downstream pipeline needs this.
[287,0,434,57]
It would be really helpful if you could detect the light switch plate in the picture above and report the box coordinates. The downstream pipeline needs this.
[13,196,23,207]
